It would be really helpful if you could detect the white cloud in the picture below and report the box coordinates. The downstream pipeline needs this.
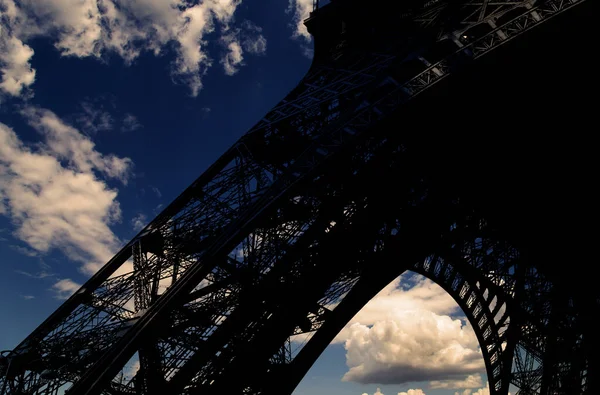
[398,390,426,395]
[0,0,35,96]
[21,107,132,183]
[131,213,147,232]
[431,374,483,389]
[221,34,244,76]
[0,109,130,276]
[0,0,266,97]
[361,388,385,395]
[332,274,459,343]
[455,382,499,395]
[287,0,313,41]
[20,294,35,300]
[339,274,484,385]
[0,33,36,97]
[52,278,82,299]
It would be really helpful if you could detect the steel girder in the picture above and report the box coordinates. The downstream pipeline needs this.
[0,0,593,394]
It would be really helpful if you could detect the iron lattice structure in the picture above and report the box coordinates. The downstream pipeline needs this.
[1,0,597,394]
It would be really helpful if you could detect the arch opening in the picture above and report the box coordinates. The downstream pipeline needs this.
[292,270,519,395]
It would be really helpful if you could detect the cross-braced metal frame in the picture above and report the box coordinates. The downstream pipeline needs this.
[1,0,595,394]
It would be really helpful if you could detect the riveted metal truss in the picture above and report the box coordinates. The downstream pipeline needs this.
[0,0,593,394]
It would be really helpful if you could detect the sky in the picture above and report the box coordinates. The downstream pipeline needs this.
[0,1,493,394]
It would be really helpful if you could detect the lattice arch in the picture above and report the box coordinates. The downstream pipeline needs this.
[412,248,517,395]
[273,228,583,395]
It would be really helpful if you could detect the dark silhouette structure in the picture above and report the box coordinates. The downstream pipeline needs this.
[1,0,597,394]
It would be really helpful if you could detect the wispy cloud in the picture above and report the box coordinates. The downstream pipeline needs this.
[14,260,55,279]
[10,244,39,257]
[21,107,133,183]
[151,186,162,199]
[200,107,211,119]
[131,213,147,232]
[52,278,81,299]
[121,113,142,132]
[152,203,164,215]
[74,100,115,134]
[220,21,267,76]
[15,268,54,279]
[20,294,35,300]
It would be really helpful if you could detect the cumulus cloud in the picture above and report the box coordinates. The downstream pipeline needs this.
[0,0,267,97]
[0,108,130,276]
[361,388,385,395]
[454,382,497,395]
[333,274,459,343]
[398,390,426,395]
[338,274,484,385]
[342,310,483,384]
[52,278,82,299]
[431,374,483,389]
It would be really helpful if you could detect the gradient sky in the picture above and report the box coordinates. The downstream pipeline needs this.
[0,1,493,394]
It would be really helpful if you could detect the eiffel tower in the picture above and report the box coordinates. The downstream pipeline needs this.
[1,0,597,394]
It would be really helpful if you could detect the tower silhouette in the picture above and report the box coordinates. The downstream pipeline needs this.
[1,0,597,394]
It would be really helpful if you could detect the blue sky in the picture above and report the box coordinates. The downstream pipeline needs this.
[0,1,492,394]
